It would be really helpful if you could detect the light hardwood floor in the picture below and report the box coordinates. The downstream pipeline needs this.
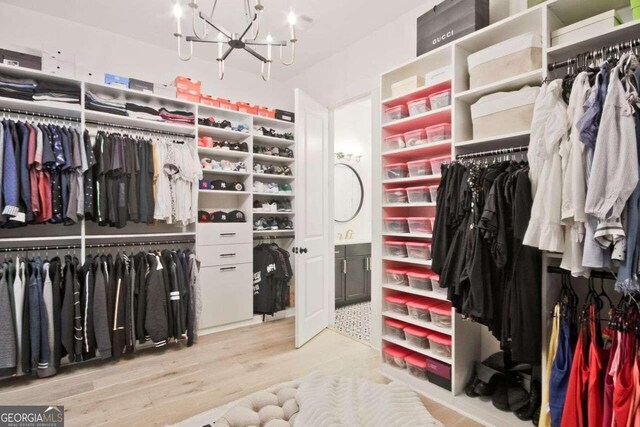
[0,318,480,427]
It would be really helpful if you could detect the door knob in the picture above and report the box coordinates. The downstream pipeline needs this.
[292,247,298,254]
[300,248,308,254]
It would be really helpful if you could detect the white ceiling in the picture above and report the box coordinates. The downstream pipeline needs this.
[2,0,425,81]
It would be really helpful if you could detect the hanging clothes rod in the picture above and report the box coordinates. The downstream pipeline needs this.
[0,238,196,253]
[84,119,195,138]
[546,265,616,280]
[456,145,529,160]
[548,38,640,72]
[0,106,80,122]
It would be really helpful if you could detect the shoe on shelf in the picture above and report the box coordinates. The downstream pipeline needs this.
[282,200,292,212]
[283,132,294,140]
[282,166,293,176]
[266,200,277,212]
[281,217,294,229]
[253,218,268,231]
[266,217,279,230]
[253,181,265,193]
[254,163,264,173]
[279,183,292,193]
[253,200,263,210]
[266,182,280,193]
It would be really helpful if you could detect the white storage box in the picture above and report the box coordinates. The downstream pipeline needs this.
[467,32,542,89]
[551,11,621,47]
[424,66,453,87]
[471,86,539,139]
[391,76,425,98]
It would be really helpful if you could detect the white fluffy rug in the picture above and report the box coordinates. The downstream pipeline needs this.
[170,372,442,427]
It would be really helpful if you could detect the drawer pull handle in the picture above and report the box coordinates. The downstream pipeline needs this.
[220,253,237,257]
[220,267,237,272]
[220,233,237,237]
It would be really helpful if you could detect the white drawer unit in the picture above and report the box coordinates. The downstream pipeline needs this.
[199,263,253,328]
[197,243,252,267]
[197,223,252,246]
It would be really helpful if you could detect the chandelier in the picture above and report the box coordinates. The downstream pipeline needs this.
[172,0,297,82]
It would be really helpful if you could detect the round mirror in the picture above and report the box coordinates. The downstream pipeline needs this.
[334,163,364,223]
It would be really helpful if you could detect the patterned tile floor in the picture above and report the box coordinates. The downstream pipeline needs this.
[334,301,371,343]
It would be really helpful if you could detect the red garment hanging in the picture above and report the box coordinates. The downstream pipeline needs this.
[561,320,589,427]
[602,331,618,427]
[587,305,611,427]
[612,332,635,427]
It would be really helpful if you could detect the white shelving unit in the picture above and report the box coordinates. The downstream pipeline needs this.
[377,1,633,425]
[0,63,296,336]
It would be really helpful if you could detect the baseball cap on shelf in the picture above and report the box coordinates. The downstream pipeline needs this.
[228,210,246,222]
[232,182,245,192]
[199,179,211,190]
[197,210,211,222]
[210,180,229,190]
[212,211,229,222]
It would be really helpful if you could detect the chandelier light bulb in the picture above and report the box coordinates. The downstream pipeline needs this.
[287,11,297,25]
[173,3,183,18]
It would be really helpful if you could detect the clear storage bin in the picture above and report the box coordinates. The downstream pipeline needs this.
[404,325,431,349]
[425,123,451,143]
[385,188,408,204]
[384,217,409,233]
[407,159,432,177]
[384,318,409,340]
[406,242,431,260]
[403,129,427,147]
[407,186,430,204]
[383,345,414,369]
[385,163,408,180]
[408,217,432,234]
[427,185,439,202]
[385,294,413,315]
[407,299,433,322]
[428,333,452,358]
[385,105,408,121]
[430,274,446,296]
[407,97,430,116]
[406,354,429,380]
[429,304,452,329]
[429,89,451,110]
[386,268,409,286]
[407,270,433,291]
[384,134,405,151]
[385,241,408,258]
[430,155,451,173]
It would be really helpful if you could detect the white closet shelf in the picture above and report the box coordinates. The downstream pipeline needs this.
[84,110,196,134]
[382,335,452,364]
[382,107,451,133]
[0,63,81,86]
[253,210,295,215]
[197,125,250,141]
[0,96,83,118]
[85,232,196,239]
[382,256,433,267]
[382,284,448,302]
[380,365,531,427]
[382,203,436,208]
[455,69,544,104]
[382,140,452,160]
[547,0,630,29]
[254,134,296,147]
[0,235,82,243]
[198,104,252,120]
[253,229,294,235]
[382,175,441,185]
[253,153,295,164]
[85,81,195,111]
[382,311,451,336]
[381,81,452,108]
[253,192,294,198]
[455,130,531,153]
[198,190,251,195]
[547,20,640,60]
[253,115,294,128]
[197,147,250,159]
[382,232,432,239]
[201,169,250,177]
[253,173,294,181]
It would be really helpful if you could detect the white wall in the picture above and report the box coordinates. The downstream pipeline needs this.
[0,2,294,110]
[333,96,372,244]
[285,0,512,108]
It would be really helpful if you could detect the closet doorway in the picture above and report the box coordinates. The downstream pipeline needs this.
[331,95,374,344]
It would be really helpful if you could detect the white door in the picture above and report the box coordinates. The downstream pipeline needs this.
[294,89,331,348]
